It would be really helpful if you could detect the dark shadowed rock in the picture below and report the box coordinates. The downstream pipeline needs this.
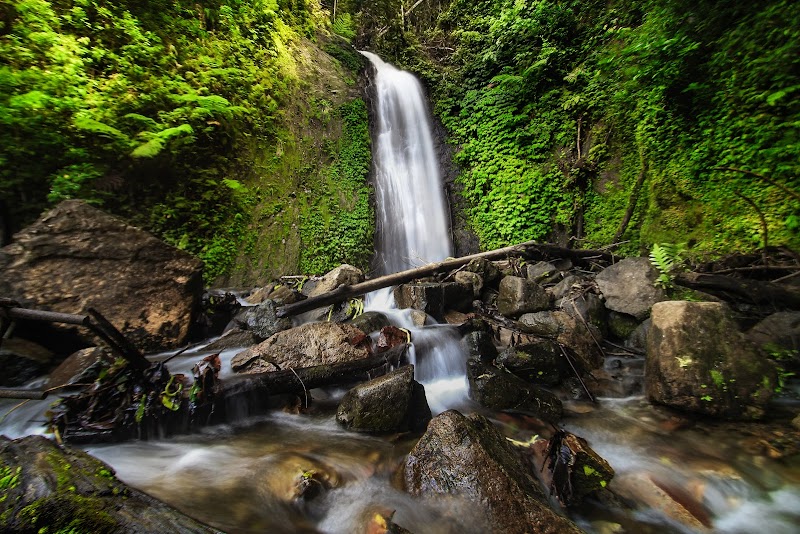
[46,346,110,389]
[526,261,560,284]
[202,328,259,351]
[559,293,607,338]
[607,310,640,340]
[0,435,219,533]
[497,276,551,318]
[460,330,498,364]
[496,341,567,386]
[0,338,53,386]
[646,301,777,419]
[348,310,391,334]
[454,270,484,298]
[336,365,431,433]
[595,257,666,320]
[746,311,800,355]
[467,357,563,423]
[241,299,293,340]
[231,322,371,373]
[0,200,203,351]
[394,282,471,318]
[463,258,501,286]
[404,410,582,534]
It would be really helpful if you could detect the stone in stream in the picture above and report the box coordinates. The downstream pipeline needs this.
[467,356,563,423]
[496,276,551,318]
[231,322,371,373]
[0,435,220,533]
[404,410,583,534]
[336,365,431,433]
[539,430,615,506]
[0,337,53,386]
[454,270,484,298]
[646,301,777,419]
[393,282,472,319]
[460,329,498,364]
[348,311,391,335]
[304,264,365,297]
[0,200,203,352]
[46,346,110,389]
[496,340,568,386]
[595,257,667,321]
[236,299,293,340]
[201,328,259,351]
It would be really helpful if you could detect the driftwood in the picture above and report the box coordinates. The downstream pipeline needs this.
[674,272,800,309]
[277,241,618,318]
[215,344,409,408]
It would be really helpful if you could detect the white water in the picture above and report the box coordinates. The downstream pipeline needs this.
[359,51,467,411]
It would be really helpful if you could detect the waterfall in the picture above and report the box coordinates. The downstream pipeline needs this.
[360,52,468,412]
[361,51,452,278]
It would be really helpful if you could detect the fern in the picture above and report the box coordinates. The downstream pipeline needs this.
[131,124,194,158]
[73,116,129,142]
[332,14,356,41]
[649,243,678,289]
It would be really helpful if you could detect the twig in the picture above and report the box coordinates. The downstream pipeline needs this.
[289,367,309,408]
[774,270,800,283]
[557,344,595,404]
[732,191,769,264]
[714,166,800,202]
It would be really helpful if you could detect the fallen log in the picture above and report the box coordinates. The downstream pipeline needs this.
[277,241,618,318]
[674,272,800,309]
[215,344,409,412]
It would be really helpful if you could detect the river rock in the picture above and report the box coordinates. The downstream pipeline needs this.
[394,282,471,318]
[348,311,391,334]
[404,410,582,534]
[559,292,607,338]
[497,276,551,318]
[519,311,562,337]
[646,301,777,419]
[0,200,203,351]
[202,328,259,351]
[540,431,615,506]
[237,299,293,340]
[336,365,431,433]
[467,357,563,423]
[461,330,498,364]
[607,311,640,340]
[306,264,364,297]
[463,258,501,285]
[0,338,53,386]
[454,270,484,298]
[496,340,567,386]
[526,261,560,284]
[746,311,800,356]
[0,435,218,533]
[549,274,584,301]
[595,257,667,320]
[231,322,371,373]
[552,310,604,371]
[46,346,110,389]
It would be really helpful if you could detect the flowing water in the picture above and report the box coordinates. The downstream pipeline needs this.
[3,54,800,533]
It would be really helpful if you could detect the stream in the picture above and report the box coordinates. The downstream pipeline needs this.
[2,53,800,533]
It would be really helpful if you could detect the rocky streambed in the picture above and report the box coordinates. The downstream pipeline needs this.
[2,201,800,533]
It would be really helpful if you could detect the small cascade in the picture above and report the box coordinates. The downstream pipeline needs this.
[360,51,467,411]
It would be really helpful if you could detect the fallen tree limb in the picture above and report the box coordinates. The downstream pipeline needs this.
[674,272,800,309]
[277,241,618,318]
[215,344,409,406]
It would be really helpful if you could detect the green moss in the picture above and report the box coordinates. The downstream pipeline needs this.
[710,369,725,388]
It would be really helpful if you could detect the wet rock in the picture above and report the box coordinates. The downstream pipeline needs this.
[646,301,777,419]
[336,365,431,433]
[559,293,607,338]
[0,200,203,351]
[540,430,615,506]
[197,290,241,337]
[349,311,391,335]
[467,357,563,423]
[404,410,582,534]
[552,310,603,371]
[607,311,640,340]
[46,346,109,389]
[462,258,501,286]
[394,282,471,318]
[443,310,469,325]
[268,284,304,304]
[239,299,293,340]
[519,311,561,337]
[526,261,560,284]
[595,257,667,320]
[549,274,584,301]
[0,435,218,533]
[306,264,364,297]
[460,330,498,364]
[202,328,259,351]
[497,276,551,318]
[231,323,371,373]
[454,270,483,298]
[256,452,342,505]
[0,338,53,386]
[409,309,428,327]
[626,318,651,351]
[244,284,275,305]
[377,326,409,353]
[746,311,800,355]
[496,341,567,386]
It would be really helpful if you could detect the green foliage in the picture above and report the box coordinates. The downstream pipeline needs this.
[649,242,680,289]
[373,0,800,256]
[299,98,374,274]
[332,13,356,41]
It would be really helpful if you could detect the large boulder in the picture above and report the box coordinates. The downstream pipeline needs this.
[467,357,563,423]
[336,365,431,433]
[497,276,551,318]
[595,257,667,320]
[646,301,777,419]
[404,410,582,534]
[0,200,203,351]
[231,322,371,373]
[0,435,218,533]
